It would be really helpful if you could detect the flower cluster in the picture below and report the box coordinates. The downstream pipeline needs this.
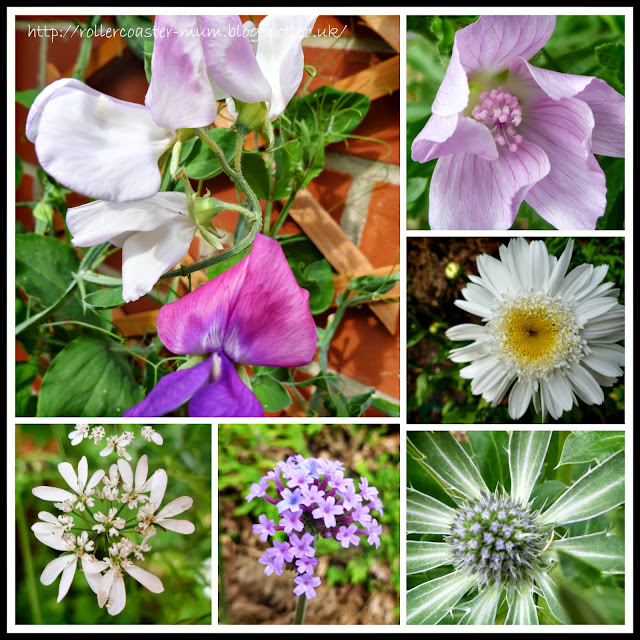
[247,455,383,600]
[446,238,625,420]
[68,424,163,460]
[32,455,194,615]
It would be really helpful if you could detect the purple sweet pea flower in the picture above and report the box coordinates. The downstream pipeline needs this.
[25,16,221,202]
[253,514,276,542]
[411,15,625,230]
[123,234,316,418]
[293,573,321,599]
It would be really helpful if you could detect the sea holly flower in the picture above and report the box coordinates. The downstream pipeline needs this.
[445,238,625,420]
[411,15,625,230]
[406,431,625,625]
[247,455,382,603]
[123,234,316,418]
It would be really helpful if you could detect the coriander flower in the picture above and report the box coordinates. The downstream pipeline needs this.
[68,423,89,446]
[247,455,383,601]
[411,15,625,230]
[446,238,624,420]
[123,234,316,417]
[407,431,624,625]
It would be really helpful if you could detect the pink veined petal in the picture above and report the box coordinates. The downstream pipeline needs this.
[32,486,76,502]
[67,192,190,248]
[188,352,265,417]
[134,455,149,491]
[117,459,134,488]
[120,215,198,302]
[157,234,317,367]
[106,575,127,616]
[432,43,470,118]
[123,563,164,593]
[200,15,272,105]
[511,58,625,157]
[156,496,193,520]
[123,355,212,418]
[41,554,75,586]
[147,15,220,129]
[26,79,175,202]
[455,15,556,74]
[429,140,550,230]
[57,461,80,493]
[149,469,168,510]
[255,15,318,120]
[57,557,78,602]
[522,96,606,229]
[157,518,196,534]
[412,115,498,163]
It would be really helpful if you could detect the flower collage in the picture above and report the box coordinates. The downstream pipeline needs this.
[10,8,629,633]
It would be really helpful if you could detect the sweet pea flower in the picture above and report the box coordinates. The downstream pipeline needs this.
[25,15,223,202]
[202,15,318,122]
[411,15,625,230]
[123,234,316,417]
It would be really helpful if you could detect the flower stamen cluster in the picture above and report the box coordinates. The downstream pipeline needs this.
[471,87,523,152]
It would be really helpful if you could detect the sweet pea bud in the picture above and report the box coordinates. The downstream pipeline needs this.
[234,100,275,149]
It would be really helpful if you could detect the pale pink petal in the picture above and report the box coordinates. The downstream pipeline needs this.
[429,140,550,229]
[147,15,220,129]
[455,16,556,74]
[156,496,193,520]
[512,58,624,157]
[41,554,75,586]
[149,469,168,509]
[134,455,149,491]
[431,44,470,118]
[106,575,127,616]
[255,15,318,119]
[117,459,134,488]
[200,15,272,105]
[123,563,164,593]
[26,79,175,202]
[67,192,190,248]
[522,97,606,229]
[412,115,498,163]
[97,569,114,608]
[120,216,197,302]
[157,518,195,534]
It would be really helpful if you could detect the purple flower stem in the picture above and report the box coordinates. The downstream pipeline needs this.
[274,474,284,492]
[263,494,279,505]
[319,475,329,491]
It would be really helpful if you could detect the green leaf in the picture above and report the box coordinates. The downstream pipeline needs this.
[558,430,624,466]
[540,450,625,526]
[15,154,23,189]
[251,375,291,412]
[535,570,570,624]
[466,430,509,495]
[180,128,237,180]
[240,153,271,200]
[406,487,455,534]
[37,336,143,416]
[509,431,552,503]
[530,480,567,513]
[460,586,503,624]
[291,259,334,315]
[15,88,41,108]
[83,287,125,309]
[407,572,475,624]
[408,431,489,500]
[595,43,624,70]
[116,15,154,59]
[143,39,154,83]
[548,532,624,574]
[77,270,123,287]
[505,588,538,624]
[407,176,427,204]
[407,541,451,575]
[16,360,38,417]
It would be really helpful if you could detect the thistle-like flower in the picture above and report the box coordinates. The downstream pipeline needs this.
[446,238,624,420]
[407,431,625,625]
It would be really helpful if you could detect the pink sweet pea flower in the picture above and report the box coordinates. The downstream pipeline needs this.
[25,15,222,202]
[411,15,625,230]
[123,234,316,418]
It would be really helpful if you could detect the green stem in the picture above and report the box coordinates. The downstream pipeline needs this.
[53,425,67,459]
[294,594,307,625]
[16,495,43,624]
[72,16,101,80]
[234,131,246,173]
[42,321,124,343]
[270,191,297,237]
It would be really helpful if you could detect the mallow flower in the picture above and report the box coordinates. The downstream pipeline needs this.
[123,234,316,417]
[411,15,625,230]
[445,238,625,420]
[407,431,625,625]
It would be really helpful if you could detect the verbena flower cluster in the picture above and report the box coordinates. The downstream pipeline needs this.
[31,454,194,615]
[246,455,383,600]
[68,424,163,460]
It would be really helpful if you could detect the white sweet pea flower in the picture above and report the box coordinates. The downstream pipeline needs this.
[67,192,197,303]
[32,456,105,512]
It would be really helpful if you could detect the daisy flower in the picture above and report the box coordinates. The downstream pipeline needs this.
[446,238,624,420]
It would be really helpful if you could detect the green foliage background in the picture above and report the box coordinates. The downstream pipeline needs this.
[407,430,625,624]
[407,237,625,423]
[218,423,400,623]
[15,424,212,625]
[406,15,625,230]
